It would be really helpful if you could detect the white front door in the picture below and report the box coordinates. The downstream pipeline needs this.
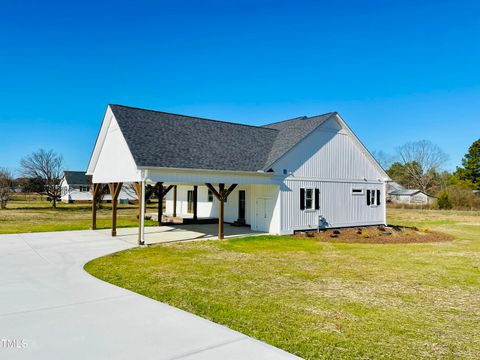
[254,197,271,232]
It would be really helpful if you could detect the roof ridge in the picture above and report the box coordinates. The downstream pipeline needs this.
[263,112,334,127]
[110,104,279,132]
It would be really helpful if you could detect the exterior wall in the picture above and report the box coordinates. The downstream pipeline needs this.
[164,184,281,234]
[270,117,388,233]
[389,192,432,205]
[280,180,385,233]
[89,114,142,183]
[271,117,385,181]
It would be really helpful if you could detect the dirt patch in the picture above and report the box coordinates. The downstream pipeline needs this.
[293,226,453,244]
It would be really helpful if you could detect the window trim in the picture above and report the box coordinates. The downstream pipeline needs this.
[305,188,314,210]
[366,189,381,207]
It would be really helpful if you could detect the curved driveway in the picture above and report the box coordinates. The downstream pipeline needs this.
[0,230,299,359]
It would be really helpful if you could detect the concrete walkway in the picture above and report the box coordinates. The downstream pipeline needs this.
[0,230,299,359]
[98,223,264,245]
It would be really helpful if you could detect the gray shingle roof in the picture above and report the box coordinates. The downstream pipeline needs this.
[263,113,334,167]
[389,189,422,196]
[110,105,334,172]
[64,171,90,185]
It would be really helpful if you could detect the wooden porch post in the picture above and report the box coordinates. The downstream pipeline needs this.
[193,185,198,222]
[205,183,237,240]
[108,182,123,236]
[156,182,164,226]
[153,183,174,226]
[91,183,103,230]
[173,185,177,217]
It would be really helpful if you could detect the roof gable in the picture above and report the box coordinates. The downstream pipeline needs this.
[261,113,334,169]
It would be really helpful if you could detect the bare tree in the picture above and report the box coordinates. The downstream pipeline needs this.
[0,168,13,209]
[20,149,64,208]
[396,140,448,194]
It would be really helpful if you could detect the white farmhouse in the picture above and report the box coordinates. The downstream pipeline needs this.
[87,105,390,244]
[60,170,136,204]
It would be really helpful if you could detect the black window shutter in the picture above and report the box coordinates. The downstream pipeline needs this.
[377,189,381,205]
[300,188,305,210]
[315,188,320,210]
[366,190,371,205]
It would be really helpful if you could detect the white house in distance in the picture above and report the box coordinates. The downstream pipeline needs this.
[60,170,136,203]
[86,104,390,244]
[387,182,434,205]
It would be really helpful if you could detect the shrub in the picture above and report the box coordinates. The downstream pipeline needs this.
[444,184,480,210]
[437,192,453,210]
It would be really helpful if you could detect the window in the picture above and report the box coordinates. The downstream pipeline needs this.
[80,186,90,192]
[352,188,364,195]
[305,189,313,209]
[283,169,288,175]
[300,188,320,210]
[366,189,381,206]
[207,190,213,202]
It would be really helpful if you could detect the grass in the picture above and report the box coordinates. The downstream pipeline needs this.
[0,194,157,233]
[85,208,480,359]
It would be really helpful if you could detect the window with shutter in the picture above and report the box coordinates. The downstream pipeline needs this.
[315,189,320,210]
[377,189,381,205]
[366,190,371,205]
[300,188,305,210]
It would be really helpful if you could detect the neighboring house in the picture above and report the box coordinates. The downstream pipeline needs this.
[387,183,435,205]
[13,178,29,193]
[87,104,390,240]
[61,171,136,203]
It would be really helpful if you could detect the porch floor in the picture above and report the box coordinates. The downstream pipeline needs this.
[99,223,265,245]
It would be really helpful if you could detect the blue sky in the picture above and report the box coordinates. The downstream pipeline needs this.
[1,0,479,174]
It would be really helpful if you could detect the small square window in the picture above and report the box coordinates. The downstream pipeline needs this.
[283,169,288,175]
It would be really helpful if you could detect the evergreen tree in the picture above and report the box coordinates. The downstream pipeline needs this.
[455,139,480,189]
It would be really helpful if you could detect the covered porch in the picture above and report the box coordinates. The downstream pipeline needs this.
[86,104,281,245]
[90,168,280,245]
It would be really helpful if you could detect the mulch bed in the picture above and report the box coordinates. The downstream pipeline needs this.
[293,225,453,244]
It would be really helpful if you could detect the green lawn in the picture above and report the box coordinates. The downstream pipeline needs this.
[85,208,480,359]
[0,195,157,233]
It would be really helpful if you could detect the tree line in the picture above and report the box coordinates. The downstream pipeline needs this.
[1,140,480,211]
[374,139,480,209]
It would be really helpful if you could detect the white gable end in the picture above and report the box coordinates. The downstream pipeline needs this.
[272,115,388,181]
[88,110,141,183]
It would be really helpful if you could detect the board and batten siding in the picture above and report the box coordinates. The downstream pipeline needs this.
[271,117,383,181]
[280,180,385,233]
[272,116,387,233]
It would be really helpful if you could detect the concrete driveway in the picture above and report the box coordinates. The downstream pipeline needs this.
[98,223,264,245]
[0,230,299,359]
